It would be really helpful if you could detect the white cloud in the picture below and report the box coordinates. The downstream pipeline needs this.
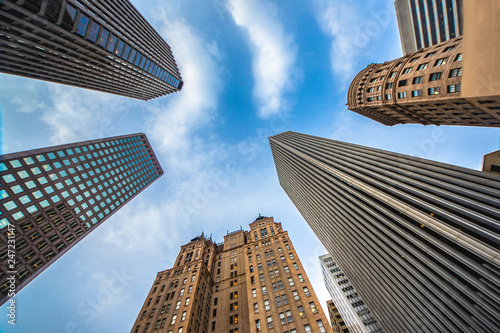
[311,0,394,85]
[147,5,225,164]
[0,75,46,113]
[226,0,298,118]
[40,84,133,145]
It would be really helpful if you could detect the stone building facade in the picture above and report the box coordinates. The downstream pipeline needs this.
[130,216,332,333]
[327,300,349,333]
[347,37,500,127]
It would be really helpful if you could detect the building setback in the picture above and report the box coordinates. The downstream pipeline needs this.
[395,0,463,54]
[130,216,332,333]
[269,131,500,333]
[0,133,163,305]
[0,0,183,100]
[327,300,349,333]
[320,254,383,333]
[347,37,500,127]
[482,150,500,175]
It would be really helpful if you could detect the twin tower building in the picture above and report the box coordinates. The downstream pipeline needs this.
[1,0,500,333]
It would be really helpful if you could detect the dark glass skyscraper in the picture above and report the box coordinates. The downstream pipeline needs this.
[270,131,500,333]
[0,0,183,100]
[395,0,463,54]
[0,133,163,305]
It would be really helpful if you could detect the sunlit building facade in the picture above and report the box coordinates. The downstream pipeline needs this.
[320,254,382,333]
[347,37,500,127]
[131,216,332,333]
[0,0,183,100]
[0,133,163,305]
[270,131,500,333]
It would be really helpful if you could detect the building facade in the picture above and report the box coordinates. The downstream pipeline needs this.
[320,254,382,333]
[130,216,332,333]
[0,133,163,305]
[347,37,500,127]
[269,131,500,333]
[0,0,183,100]
[395,0,463,54]
[482,150,500,175]
[327,300,349,333]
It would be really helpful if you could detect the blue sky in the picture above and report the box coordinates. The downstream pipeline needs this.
[1,0,498,332]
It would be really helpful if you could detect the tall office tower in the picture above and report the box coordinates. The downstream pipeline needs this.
[269,131,500,333]
[327,300,349,333]
[130,216,333,333]
[347,37,500,127]
[395,0,462,54]
[482,150,500,175]
[320,254,383,333]
[0,0,183,100]
[0,133,163,305]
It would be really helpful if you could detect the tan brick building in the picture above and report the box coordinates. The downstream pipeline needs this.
[326,300,348,333]
[130,216,332,333]
[347,36,500,127]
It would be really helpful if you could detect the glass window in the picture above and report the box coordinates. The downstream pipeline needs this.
[413,76,423,84]
[0,189,8,199]
[0,163,7,171]
[128,49,137,63]
[115,40,125,56]
[97,28,109,48]
[35,154,46,162]
[87,21,100,42]
[25,181,36,189]
[2,174,15,183]
[27,205,38,214]
[121,44,131,60]
[139,56,147,69]
[24,157,35,165]
[76,13,90,37]
[134,53,142,66]
[19,195,31,204]
[12,211,25,221]
[17,170,29,179]
[3,201,17,211]
[10,160,22,168]
[61,4,78,30]
[106,34,118,53]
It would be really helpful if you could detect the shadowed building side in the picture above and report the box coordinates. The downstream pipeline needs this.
[0,0,183,100]
[0,133,163,305]
[270,131,500,333]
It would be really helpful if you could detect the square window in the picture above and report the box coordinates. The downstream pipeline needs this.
[25,181,36,189]
[10,160,22,168]
[17,170,30,179]
[413,76,423,84]
[3,174,16,183]
[24,157,35,165]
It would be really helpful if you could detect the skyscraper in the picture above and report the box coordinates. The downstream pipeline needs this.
[130,216,333,333]
[482,150,500,175]
[0,0,183,100]
[320,254,382,333]
[269,131,500,333]
[394,0,463,54]
[347,37,500,127]
[0,133,163,305]
[327,300,349,333]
